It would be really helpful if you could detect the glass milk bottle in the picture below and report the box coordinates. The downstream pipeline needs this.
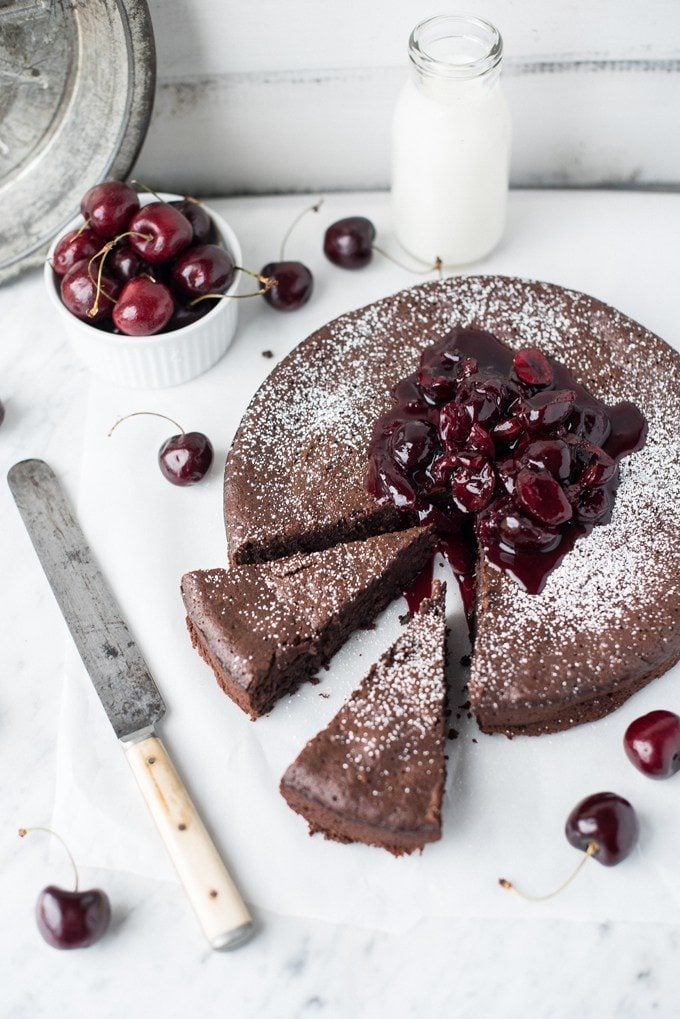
[391,13,511,266]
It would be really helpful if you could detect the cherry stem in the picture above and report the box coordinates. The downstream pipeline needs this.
[130,179,164,203]
[279,196,324,261]
[189,272,277,305]
[87,231,153,317]
[372,245,443,277]
[498,841,599,902]
[18,826,79,892]
[74,219,90,238]
[108,411,186,438]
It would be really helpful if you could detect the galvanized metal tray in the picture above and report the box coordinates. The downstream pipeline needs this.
[0,0,155,284]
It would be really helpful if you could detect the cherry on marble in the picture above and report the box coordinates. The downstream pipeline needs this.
[18,827,111,950]
[624,710,680,779]
[108,412,213,486]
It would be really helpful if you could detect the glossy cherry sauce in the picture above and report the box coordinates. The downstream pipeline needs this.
[367,327,647,616]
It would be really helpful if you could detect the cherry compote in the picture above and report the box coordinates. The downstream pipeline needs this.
[366,326,647,601]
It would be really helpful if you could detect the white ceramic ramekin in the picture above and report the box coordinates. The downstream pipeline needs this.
[44,192,243,389]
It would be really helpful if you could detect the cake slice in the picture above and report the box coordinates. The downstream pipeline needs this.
[181,526,434,719]
[280,581,448,855]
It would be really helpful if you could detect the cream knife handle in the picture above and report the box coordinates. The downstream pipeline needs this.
[125,733,253,950]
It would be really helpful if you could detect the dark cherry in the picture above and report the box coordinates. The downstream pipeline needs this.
[439,401,471,447]
[466,423,495,458]
[392,374,428,411]
[515,467,573,526]
[367,458,417,509]
[169,199,213,244]
[128,202,193,264]
[522,389,577,432]
[497,509,561,553]
[459,356,479,378]
[495,456,520,494]
[112,277,174,336]
[456,376,506,427]
[417,362,458,404]
[159,432,214,486]
[449,453,496,513]
[624,710,680,779]
[523,438,571,480]
[573,485,612,524]
[60,260,120,322]
[36,886,111,950]
[428,452,460,488]
[261,260,313,311]
[389,419,436,473]
[80,180,140,239]
[492,415,524,446]
[165,299,215,332]
[52,227,102,277]
[109,244,153,283]
[579,442,616,486]
[513,347,553,387]
[565,792,639,866]
[323,216,376,269]
[171,243,235,297]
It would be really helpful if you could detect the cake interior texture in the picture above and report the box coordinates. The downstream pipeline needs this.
[181,526,435,718]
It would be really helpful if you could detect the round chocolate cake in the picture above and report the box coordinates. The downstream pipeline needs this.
[224,275,680,735]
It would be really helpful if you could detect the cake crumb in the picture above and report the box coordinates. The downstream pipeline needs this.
[262,350,274,359]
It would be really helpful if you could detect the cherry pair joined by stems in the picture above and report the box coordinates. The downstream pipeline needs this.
[108,412,214,486]
[261,200,442,313]
[18,827,110,949]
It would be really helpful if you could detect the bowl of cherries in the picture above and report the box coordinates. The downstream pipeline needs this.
[45,181,245,389]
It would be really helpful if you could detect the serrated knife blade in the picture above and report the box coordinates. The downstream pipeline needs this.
[7,458,254,950]
[8,458,165,739]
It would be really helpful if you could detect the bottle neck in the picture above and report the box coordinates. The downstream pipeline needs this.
[408,13,503,101]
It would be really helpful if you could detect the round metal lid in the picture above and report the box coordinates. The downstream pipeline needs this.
[0,0,156,284]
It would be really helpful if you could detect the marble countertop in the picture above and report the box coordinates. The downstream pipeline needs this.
[2,190,679,1018]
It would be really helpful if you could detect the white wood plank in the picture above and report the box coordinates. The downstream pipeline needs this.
[134,61,680,192]
[147,0,680,77]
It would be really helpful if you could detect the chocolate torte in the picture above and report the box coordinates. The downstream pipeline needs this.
[181,526,434,718]
[280,581,448,854]
[225,276,680,734]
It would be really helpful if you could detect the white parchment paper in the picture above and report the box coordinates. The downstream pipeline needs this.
[52,195,680,931]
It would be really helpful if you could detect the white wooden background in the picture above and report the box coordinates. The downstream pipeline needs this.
[136,0,680,193]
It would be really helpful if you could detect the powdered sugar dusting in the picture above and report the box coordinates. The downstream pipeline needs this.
[331,583,447,779]
[182,527,426,677]
[227,275,680,722]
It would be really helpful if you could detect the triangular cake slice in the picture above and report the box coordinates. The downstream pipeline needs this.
[280,581,448,856]
[181,526,434,719]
